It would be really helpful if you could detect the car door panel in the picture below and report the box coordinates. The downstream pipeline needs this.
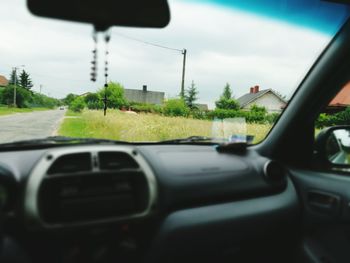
[291,169,350,263]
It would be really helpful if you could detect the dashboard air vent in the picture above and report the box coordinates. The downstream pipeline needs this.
[263,161,286,182]
[47,153,92,174]
[98,152,139,170]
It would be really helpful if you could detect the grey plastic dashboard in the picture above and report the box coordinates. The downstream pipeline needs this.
[0,144,299,262]
[0,143,300,261]
[137,145,290,209]
[0,144,298,215]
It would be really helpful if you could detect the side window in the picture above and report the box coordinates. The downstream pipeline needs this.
[316,82,350,131]
[316,82,350,166]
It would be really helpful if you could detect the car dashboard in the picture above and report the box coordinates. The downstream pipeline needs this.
[0,144,300,263]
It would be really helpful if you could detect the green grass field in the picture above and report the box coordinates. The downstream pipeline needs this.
[59,110,272,143]
[0,107,52,116]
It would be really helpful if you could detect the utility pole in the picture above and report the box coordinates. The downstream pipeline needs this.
[181,49,187,98]
[102,83,109,116]
[40,84,42,94]
[13,68,17,107]
[12,65,25,107]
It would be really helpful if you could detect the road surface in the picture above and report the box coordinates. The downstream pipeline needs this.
[0,109,66,144]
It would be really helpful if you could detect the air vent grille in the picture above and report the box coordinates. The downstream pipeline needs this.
[47,153,92,175]
[38,172,149,223]
[98,151,139,170]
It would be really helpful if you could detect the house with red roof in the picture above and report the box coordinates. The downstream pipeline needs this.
[0,75,9,87]
[326,82,350,113]
[237,85,287,113]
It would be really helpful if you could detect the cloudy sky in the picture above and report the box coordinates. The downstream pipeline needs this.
[0,0,343,108]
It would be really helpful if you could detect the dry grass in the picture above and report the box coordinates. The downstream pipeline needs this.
[59,110,272,143]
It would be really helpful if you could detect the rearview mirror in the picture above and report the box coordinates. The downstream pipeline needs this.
[27,0,170,31]
[316,126,350,166]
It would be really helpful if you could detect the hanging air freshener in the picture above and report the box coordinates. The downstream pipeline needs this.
[90,29,98,82]
[90,29,111,116]
[102,30,111,116]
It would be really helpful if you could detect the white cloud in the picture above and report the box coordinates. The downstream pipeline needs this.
[0,0,331,107]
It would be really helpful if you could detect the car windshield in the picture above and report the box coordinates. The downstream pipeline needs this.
[0,0,349,145]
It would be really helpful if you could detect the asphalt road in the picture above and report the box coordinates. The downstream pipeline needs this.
[0,109,66,144]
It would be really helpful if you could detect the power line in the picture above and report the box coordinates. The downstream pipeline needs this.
[114,32,187,96]
[115,32,183,53]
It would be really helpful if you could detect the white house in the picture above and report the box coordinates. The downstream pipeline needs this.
[237,86,286,113]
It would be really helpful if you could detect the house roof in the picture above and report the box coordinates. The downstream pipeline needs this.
[329,82,350,107]
[0,75,9,87]
[124,88,164,94]
[237,89,269,107]
[237,89,287,107]
[79,92,92,97]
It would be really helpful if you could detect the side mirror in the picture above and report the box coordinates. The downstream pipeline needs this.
[315,126,350,166]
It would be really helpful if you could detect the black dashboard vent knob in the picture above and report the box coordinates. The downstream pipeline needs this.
[263,161,286,182]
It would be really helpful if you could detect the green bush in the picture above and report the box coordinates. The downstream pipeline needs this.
[244,111,266,123]
[87,100,104,110]
[190,109,209,119]
[207,109,240,119]
[163,98,189,117]
[0,89,4,103]
[69,96,86,112]
[215,98,240,110]
[315,113,333,128]
[84,93,103,110]
[334,107,350,125]
[315,108,350,128]
[63,93,78,106]
[204,109,271,124]
[265,112,280,124]
[250,104,267,114]
[30,93,60,108]
[129,102,162,114]
[0,85,60,109]
[0,85,32,108]
[97,82,127,109]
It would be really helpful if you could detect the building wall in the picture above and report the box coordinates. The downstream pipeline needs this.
[195,103,209,111]
[124,89,165,105]
[242,92,285,113]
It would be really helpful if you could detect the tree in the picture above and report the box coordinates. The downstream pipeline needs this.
[8,69,18,85]
[215,83,240,110]
[18,70,33,90]
[84,92,103,110]
[215,98,240,110]
[63,93,78,106]
[69,96,86,112]
[84,93,99,104]
[97,82,127,109]
[31,93,60,109]
[184,80,199,110]
[1,85,32,108]
[222,83,232,100]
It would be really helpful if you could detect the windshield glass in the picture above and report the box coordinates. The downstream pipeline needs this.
[0,0,349,144]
